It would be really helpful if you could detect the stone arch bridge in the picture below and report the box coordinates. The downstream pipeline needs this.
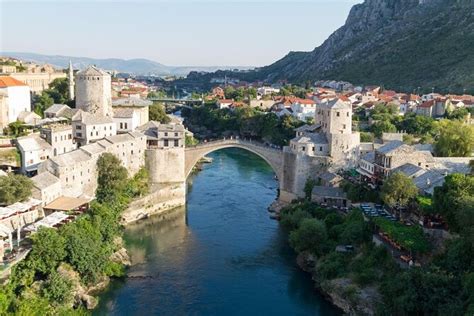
[185,139,284,181]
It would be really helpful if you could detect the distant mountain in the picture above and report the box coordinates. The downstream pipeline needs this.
[0,52,254,76]
[184,0,474,94]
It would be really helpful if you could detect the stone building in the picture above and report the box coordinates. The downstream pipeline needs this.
[317,98,360,164]
[10,72,66,94]
[112,97,150,131]
[39,124,77,156]
[75,66,113,117]
[72,110,116,146]
[16,134,52,175]
[39,131,146,198]
[31,172,62,206]
[138,121,185,184]
[0,76,31,131]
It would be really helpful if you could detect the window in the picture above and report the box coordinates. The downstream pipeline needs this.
[120,123,123,129]
[174,140,179,147]
[68,134,72,139]
[165,132,168,136]
[124,123,128,129]
[337,112,340,117]
[96,131,99,136]
[76,125,82,130]
[164,139,169,147]
[319,147,323,151]
[175,132,178,137]
[343,124,346,129]
[347,112,349,117]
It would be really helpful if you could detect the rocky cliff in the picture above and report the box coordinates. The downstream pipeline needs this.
[192,0,474,93]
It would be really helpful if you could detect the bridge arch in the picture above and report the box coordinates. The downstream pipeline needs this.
[184,140,283,182]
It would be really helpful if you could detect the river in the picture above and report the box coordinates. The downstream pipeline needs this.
[94,148,340,315]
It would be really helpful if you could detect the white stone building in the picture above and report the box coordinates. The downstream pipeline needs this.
[39,131,146,198]
[39,124,77,157]
[112,97,151,132]
[16,134,52,175]
[31,172,62,206]
[72,110,116,146]
[75,66,113,117]
[0,76,31,131]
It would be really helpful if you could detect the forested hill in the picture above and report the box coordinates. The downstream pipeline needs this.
[185,0,474,94]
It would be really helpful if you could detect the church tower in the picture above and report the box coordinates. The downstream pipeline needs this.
[68,60,75,101]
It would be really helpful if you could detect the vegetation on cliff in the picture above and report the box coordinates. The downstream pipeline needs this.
[0,153,149,314]
[281,171,474,314]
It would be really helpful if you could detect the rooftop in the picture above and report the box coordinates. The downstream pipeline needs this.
[76,65,109,77]
[312,186,347,199]
[0,76,27,88]
[31,172,60,189]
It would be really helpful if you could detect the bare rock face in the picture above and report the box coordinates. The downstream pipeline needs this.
[246,0,474,93]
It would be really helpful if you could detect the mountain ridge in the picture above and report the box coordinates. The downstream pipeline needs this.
[1,52,254,77]
[185,0,474,94]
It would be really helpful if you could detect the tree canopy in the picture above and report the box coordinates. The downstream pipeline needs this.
[434,120,474,157]
[149,103,171,124]
[0,173,33,205]
[381,172,418,208]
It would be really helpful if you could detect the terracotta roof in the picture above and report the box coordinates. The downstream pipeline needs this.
[0,76,27,87]
[419,100,435,108]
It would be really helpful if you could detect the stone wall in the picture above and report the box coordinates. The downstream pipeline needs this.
[121,183,186,224]
[146,147,185,184]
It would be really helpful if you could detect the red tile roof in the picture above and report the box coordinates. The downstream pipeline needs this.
[0,76,27,88]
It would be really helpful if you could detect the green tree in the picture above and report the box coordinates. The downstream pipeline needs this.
[289,218,328,255]
[149,103,171,123]
[381,172,418,208]
[0,174,33,205]
[433,173,474,231]
[29,228,67,274]
[360,132,374,142]
[95,153,128,203]
[434,120,474,157]
[371,120,396,138]
[42,271,73,306]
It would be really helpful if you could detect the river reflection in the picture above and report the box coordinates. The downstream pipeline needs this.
[94,149,340,316]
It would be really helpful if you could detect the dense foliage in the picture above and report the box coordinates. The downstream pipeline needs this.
[0,173,33,205]
[0,153,149,314]
[380,172,418,208]
[149,102,171,124]
[182,104,303,146]
[34,78,72,117]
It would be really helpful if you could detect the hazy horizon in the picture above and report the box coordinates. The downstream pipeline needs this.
[0,0,360,67]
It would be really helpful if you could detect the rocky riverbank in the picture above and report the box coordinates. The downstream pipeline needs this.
[296,251,382,315]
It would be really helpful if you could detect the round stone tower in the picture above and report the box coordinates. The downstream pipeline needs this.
[75,65,112,117]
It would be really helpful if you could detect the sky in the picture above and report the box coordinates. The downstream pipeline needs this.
[0,0,360,67]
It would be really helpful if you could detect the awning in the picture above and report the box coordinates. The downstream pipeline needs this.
[44,196,90,212]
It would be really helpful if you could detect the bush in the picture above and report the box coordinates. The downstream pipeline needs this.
[42,271,73,306]
[289,218,328,255]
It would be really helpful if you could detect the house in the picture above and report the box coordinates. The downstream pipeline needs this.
[357,152,376,184]
[311,186,350,208]
[31,172,62,206]
[112,97,150,128]
[257,86,280,96]
[113,108,139,133]
[138,121,185,149]
[39,124,77,157]
[217,99,234,109]
[373,141,434,180]
[289,133,329,156]
[44,104,75,119]
[72,110,117,146]
[211,87,225,99]
[17,111,41,125]
[290,99,316,121]
[16,134,52,175]
[0,76,31,132]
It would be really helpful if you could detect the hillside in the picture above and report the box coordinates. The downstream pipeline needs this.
[187,0,474,93]
[0,52,253,76]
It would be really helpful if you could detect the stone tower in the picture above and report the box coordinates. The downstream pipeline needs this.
[75,65,112,117]
[68,60,74,101]
[316,98,360,165]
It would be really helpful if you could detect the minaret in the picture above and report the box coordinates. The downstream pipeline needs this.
[68,60,75,101]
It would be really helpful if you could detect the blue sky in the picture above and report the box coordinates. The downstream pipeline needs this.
[0,0,360,66]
